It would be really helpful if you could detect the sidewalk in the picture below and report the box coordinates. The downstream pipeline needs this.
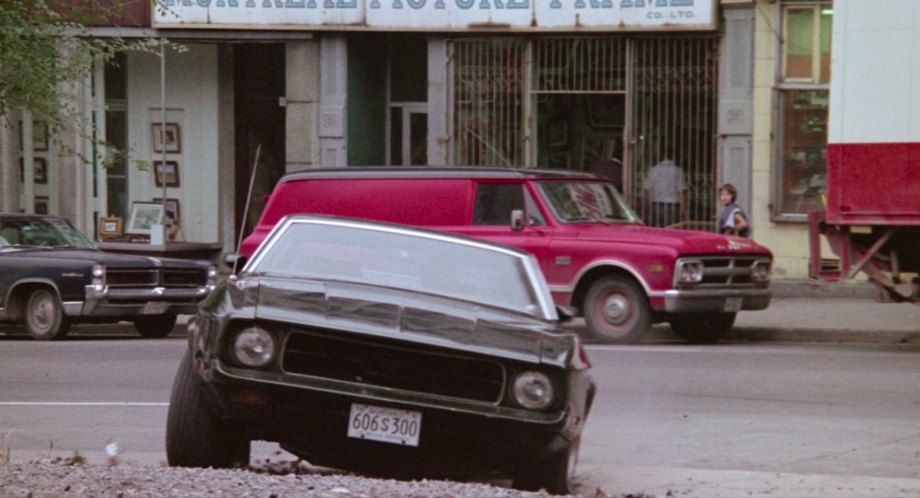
[729,279,920,344]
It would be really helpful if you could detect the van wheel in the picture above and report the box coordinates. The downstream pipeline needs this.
[25,288,70,341]
[134,314,177,338]
[166,351,250,468]
[669,312,736,344]
[583,276,650,344]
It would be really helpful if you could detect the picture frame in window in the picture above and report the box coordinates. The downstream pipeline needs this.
[125,202,165,235]
[19,121,49,151]
[99,216,123,240]
[153,161,180,188]
[151,122,181,153]
[153,198,180,224]
[34,196,49,215]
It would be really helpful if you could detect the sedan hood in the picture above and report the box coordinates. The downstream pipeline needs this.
[3,247,208,269]
[230,276,577,367]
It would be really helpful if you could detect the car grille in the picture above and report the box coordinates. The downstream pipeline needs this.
[695,257,769,286]
[106,268,205,288]
[282,329,506,404]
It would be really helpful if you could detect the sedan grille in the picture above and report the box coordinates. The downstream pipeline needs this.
[106,268,206,288]
[282,330,505,403]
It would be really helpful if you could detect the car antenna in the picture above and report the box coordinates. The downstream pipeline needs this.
[232,144,262,275]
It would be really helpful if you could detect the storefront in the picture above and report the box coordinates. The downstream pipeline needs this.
[4,0,760,270]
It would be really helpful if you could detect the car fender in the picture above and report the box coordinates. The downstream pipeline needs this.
[2,278,65,321]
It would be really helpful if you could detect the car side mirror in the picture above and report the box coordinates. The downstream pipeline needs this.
[511,209,525,231]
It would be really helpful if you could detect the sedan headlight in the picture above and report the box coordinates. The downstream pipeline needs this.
[752,261,771,282]
[676,260,704,284]
[232,326,276,368]
[91,263,105,289]
[512,371,555,410]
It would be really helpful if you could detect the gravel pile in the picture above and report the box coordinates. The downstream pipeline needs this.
[0,458,616,498]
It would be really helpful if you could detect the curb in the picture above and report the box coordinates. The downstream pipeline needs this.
[770,279,878,300]
[730,327,920,345]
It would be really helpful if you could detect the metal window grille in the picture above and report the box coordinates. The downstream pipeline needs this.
[448,36,720,226]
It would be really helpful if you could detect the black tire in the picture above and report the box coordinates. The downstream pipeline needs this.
[582,276,650,344]
[512,437,580,495]
[134,314,178,338]
[24,288,70,341]
[166,351,250,468]
[669,312,736,344]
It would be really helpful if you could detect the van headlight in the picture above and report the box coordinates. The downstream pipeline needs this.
[232,326,276,368]
[512,371,555,410]
[752,261,771,282]
[676,260,704,284]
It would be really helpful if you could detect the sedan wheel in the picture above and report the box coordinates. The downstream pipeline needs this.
[134,314,178,338]
[512,437,580,495]
[25,288,70,341]
[583,276,650,344]
[166,351,250,468]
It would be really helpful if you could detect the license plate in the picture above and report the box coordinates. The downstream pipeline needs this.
[724,297,743,312]
[142,301,169,315]
[347,403,422,447]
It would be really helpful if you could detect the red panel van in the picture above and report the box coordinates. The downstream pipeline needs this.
[239,167,772,344]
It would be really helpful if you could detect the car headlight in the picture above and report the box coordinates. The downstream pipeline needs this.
[232,326,276,368]
[91,263,105,289]
[752,261,771,282]
[512,371,555,410]
[676,260,704,284]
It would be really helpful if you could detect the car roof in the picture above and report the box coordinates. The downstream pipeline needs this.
[278,166,600,184]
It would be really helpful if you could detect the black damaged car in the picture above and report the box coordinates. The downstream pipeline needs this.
[166,215,595,494]
[0,213,216,340]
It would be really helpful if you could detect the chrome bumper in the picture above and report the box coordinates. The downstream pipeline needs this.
[663,287,772,313]
[74,284,212,317]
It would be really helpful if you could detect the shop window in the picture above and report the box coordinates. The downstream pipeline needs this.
[104,53,128,220]
[782,3,832,83]
[775,3,832,218]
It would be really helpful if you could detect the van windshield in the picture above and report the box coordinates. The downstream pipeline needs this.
[536,180,641,224]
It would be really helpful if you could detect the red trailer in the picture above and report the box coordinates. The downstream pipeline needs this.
[809,0,920,300]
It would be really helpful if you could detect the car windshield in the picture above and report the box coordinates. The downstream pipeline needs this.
[248,220,553,319]
[537,180,641,224]
[0,218,95,249]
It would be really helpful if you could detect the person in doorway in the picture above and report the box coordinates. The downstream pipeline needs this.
[643,148,688,227]
[716,183,751,237]
[589,139,624,192]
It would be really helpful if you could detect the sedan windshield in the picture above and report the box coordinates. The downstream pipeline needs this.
[250,221,549,318]
[0,218,95,249]
[537,180,640,223]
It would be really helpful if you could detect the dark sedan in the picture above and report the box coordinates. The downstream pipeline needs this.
[0,213,216,340]
[166,215,595,494]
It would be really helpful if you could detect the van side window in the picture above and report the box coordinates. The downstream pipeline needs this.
[473,184,525,226]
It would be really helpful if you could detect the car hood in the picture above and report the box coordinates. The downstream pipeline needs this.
[2,247,209,269]
[568,223,772,256]
[224,276,579,368]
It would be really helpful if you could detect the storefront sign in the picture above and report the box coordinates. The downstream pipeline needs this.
[153,0,715,31]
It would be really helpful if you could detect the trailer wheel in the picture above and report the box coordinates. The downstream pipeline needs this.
[583,276,650,344]
[669,312,736,344]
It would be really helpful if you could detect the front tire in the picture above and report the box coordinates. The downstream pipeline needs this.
[134,314,177,338]
[512,437,580,495]
[582,276,650,344]
[669,312,736,344]
[25,288,70,341]
[166,352,250,468]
